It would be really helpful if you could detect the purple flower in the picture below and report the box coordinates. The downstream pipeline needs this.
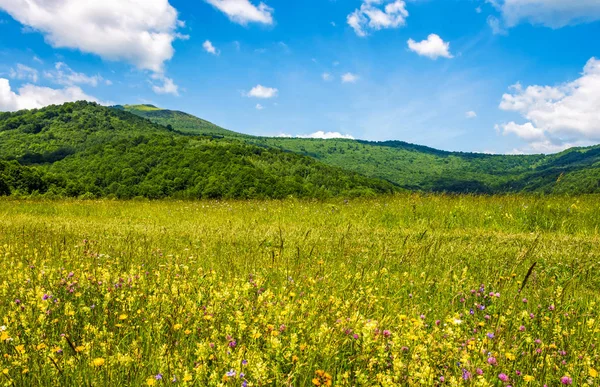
[486,333,495,339]
[462,369,471,380]
[42,294,50,300]
[241,359,248,366]
[560,376,572,385]
[226,370,236,378]
[498,373,509,382]
[155,374,163,380]
[228,341,237,348]
[239,373,245,379]
[242,381,248,387]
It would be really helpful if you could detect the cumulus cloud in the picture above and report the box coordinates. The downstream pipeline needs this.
[204,0,274,25]
[497,57,600,151]
[44,62,103,87]
[246,84,278,98]
[347,0,408,37]
[0,0,184,73]
[151,73,179,96]
[0,78,100,111]
[279,131,355,140]
[491,0,600,28]
[255,103,264,110]
[466,111,477,119]
[341,73,358,83]
[203,40,220,55]
[9,64,39,83]
[407,34,453,59]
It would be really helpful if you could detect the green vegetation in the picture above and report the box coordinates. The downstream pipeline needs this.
[124,106,600,194]
[0,196,598,385]
[0,102,396,199]
[118,105,240,137]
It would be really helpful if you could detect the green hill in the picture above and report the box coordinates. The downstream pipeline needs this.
[116,104,240,137]
[0,102,397,199]
[123,106,600,194]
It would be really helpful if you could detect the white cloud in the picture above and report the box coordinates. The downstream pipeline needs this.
[279,131,355,140]
[407,34,453,59]
[151,73,179,96]
[9,64,39,83]
[44,62,102,87]
[498,0,600,28]
[322,72,333,81]
[466,111,477,119]
[0,78,100,111]
[255,103,264,110]
[498,57,600,149]
[204,0,274,25]
[347,0,408,37]
[246,84,278,98]
[0,0,184,73]
[341,73,358,83]
[487,16,507,35]
[203,40,220,55]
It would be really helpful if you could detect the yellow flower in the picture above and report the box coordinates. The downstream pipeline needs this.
[0,332,9,341]
[15,345,25,354]
[146,378,156,386]
[2,369,8,375]
[523,375,535,382]
[183,373,193,382]
[590,368,598,378]
[92,358,105,367]
[118,314,128,321]
[36,343,47,351]
[173,324,182,331]
[184,329,192,335]
[505,352,516,361]
[75,346,85,353]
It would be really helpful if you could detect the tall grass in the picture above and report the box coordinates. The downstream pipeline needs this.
[0,195,598,385]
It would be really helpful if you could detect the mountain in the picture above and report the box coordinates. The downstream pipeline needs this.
[124,105,600,194]
[0,102,397,199]
[117,104,240,137]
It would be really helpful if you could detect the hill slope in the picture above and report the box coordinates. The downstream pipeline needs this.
[0,102,397,199]
[124,106,600,194]
[117,104,240,137]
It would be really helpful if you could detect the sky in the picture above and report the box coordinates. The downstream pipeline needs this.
[0,0,599,154]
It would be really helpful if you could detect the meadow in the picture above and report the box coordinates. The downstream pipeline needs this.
[0,195,598,386]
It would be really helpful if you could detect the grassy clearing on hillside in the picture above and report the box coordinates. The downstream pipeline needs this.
[0,195,598,386]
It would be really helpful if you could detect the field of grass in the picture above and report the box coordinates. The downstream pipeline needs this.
[0,195,599,386]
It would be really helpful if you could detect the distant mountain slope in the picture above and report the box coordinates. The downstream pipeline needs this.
[0,102,397,199]
[116,104,241,137]
[123,106,600,194]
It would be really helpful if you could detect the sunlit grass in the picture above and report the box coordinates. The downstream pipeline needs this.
[0,195,598,386]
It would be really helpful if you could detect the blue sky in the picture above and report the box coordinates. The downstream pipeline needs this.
[0,0,599,154]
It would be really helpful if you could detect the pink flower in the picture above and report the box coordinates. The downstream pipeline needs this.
[498,373,509,382]
[487,357,497,365]
[560,376,572,385]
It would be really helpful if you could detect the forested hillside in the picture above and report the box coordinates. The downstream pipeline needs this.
[0,102,397,199]
[124,105,600,194]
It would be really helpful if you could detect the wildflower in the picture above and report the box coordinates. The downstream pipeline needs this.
[498,373,509,382]
[226,370,236,378]
[560,376,572,385]
[487,357,497,365]
[383,330,391,337]
[312,370,332,386]
[42,294,50,300]
[241,359,248,366]
[519,325,525,331]
[92,358,105,367]
[146,378,156,386]
[590,368,598,378]
[119,314,128,321]
[486,332,495,339]
[476,368,483,375]
[523,375,535,382]
[462,369,471,380]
